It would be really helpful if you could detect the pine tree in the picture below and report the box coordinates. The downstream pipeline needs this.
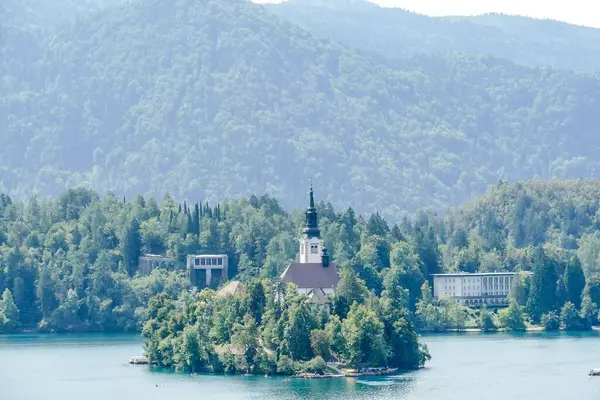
[193,203,200,236]
[527,247,558,322]
[122,217,142,276]
[0,289,21,333]
[564,256,586,309]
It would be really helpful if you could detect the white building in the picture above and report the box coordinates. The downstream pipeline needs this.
[280,185,339,298]
[432,272,529,307]
[187,254,229,288]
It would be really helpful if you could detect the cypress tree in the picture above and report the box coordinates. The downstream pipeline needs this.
[565,256,586,309]
[193,203,200,236]
[527,247,558,322]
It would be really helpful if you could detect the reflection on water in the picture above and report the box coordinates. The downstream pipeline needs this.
[2,332,600,400]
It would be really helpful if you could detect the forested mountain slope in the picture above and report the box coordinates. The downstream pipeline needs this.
[438,180,600,275]
[2,0,600,219]
[265,0,600,72]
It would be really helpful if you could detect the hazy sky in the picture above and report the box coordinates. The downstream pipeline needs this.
[374,0,600,28]
[258,0,600,28]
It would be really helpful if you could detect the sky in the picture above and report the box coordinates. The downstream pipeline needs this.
[373,0,600,28]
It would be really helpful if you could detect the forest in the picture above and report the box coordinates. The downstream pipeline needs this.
[3,181,600,373]
[2,0,600,220]
[266,0,600,72]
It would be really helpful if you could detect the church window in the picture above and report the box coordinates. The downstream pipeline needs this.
[311,244,318,254]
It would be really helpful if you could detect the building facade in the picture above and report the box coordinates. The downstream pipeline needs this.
[138,254,183,275]
[187,254,229,288]
[432,272,528,307]
[280,185,340,298]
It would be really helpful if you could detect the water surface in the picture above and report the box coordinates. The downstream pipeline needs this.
[2,332,600,399]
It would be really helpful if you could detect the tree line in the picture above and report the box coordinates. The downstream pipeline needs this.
[3,182,600,337]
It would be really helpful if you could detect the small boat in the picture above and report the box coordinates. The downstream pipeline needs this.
[129,356,149,365]
[589,368,600,376]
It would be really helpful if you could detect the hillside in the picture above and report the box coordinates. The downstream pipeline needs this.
[439,180,600,275]
[2,0,600,219]
[265,0,600,72]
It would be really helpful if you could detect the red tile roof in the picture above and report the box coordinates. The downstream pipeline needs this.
[280,262,339,289]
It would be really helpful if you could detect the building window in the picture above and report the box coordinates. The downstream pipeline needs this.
[201,258,206,266]
[311,244,318,254]
[195,258,200,266]
[218,258,223,266]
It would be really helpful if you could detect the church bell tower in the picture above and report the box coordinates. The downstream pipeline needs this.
[299,182,323,263]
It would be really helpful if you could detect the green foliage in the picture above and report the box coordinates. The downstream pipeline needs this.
[499,298,526,331]
[579,295,597,329]
[0,289,21,333]
[4,0,600,219]
[527,247,558,322]
[276,355,296,375]
[541,312,560,331]
[560,302,583,331]
[478,305,497,332]
[342,303,389,368]
[310,329,331,359]
[564,256,586,309]
[285,302,316,361]
[305,356,326,374]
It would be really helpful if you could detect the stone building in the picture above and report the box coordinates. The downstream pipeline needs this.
[138,254,183,275]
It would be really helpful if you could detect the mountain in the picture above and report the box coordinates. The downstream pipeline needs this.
[2,0,600,220]
[265,0,600,72]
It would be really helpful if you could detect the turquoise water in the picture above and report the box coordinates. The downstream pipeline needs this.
[2,332,600,399]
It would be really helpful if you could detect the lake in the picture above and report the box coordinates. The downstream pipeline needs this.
[2,332,600,399]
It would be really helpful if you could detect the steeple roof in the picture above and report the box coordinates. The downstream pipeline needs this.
[303,181,321,239]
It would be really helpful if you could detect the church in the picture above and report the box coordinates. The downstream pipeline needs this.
[280,185,340,304]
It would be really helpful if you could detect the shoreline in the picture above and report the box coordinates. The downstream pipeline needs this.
[4,326,600,336]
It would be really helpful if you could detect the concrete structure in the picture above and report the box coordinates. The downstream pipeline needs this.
[138,254,183,275]
[187,254,229,288]
[280,184,340,298]
[432,272,530,307]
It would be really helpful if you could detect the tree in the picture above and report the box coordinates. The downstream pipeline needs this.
[245,281,266,325]
[385,313,430,368]
[276,355,296,375]
[564,256,586,309]
[479,305,496,331]
[310,329,331,360]
[579,295,597,329]
[122,217,142,276]
[560,302,582,331]
[527,247,558,322]
[231,315,259,373]
[332,267,368,318]
[499,298,526,331]
[0,289,20,333]
[342,303,388,367]
[325,315,345,357]
[541,312,560,331]
[284,302,315,361]
[510,272,531,306]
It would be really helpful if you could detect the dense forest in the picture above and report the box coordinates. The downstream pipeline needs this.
[3,181,600,338]
[266,0,600,72]
[2,0,600,220]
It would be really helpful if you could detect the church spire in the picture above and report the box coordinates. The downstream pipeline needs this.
[303,181,320,239]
